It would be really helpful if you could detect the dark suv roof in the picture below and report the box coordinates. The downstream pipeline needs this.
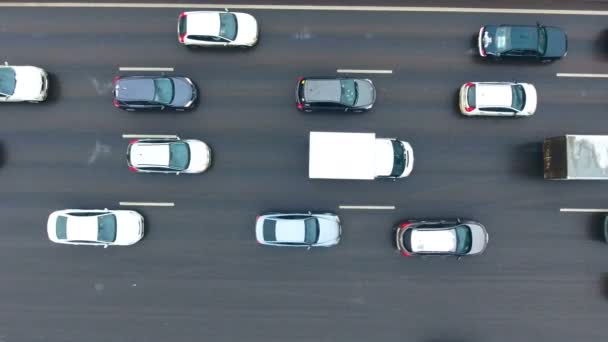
[116,78,155,101]
[304,79,341,102]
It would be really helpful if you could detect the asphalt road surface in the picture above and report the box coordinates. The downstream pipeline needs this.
[0,4,608,342]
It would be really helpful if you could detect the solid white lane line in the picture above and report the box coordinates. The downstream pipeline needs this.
[119,202,175,207]
[119,67,174,72]
[557,73,608,78]
[339,205,395,210]
[122,134,179,139]
[337,69,393,74]
[560,208,608,213]
[0,3,608,16]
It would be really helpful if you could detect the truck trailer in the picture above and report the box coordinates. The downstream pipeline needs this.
[309,131,414,180]
[543,135,608,180]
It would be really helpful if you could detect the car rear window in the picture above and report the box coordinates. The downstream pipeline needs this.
[178,15,187,36]
[402,228,413,252]
[97,214,117,243]
[467,85,476,108]
[263,220,277,241]
[0,67,16,96]
[56,216,67,240]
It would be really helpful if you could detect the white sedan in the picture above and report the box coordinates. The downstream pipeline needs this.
[0,64,48,102]
[127,137,211,174]
[459,82,537,117]
[177,10,259,47]
[255,212,341,248]
[47,209,144,247]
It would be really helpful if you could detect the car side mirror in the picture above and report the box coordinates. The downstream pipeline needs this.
[176,172,180,175]
[457,256,462,260]
[307,245,312,251]
[160,105,165,110]
[224,7,229,12]
[104,244,109,249]
[3,61,7,66]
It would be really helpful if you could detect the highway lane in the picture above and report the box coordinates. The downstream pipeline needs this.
[0,6,608,342]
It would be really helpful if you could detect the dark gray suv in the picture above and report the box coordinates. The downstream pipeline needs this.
[296,77,376,112]
[113,75,198,111]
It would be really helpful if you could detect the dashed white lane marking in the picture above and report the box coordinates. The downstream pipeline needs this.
[0,3,607,16]
[119,67,174,72]
[560,208,608,213]
[119,202,175,207]
[557,73,608,78]
[122,134,179,139]
[337,69,393,74]
[339,205,395,210]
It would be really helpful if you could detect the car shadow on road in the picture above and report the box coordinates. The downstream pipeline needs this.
[601,273,608,300]
[511,142,544,179]
[593,29,608,60]
[0,142,6,168]
[587,214,607,242]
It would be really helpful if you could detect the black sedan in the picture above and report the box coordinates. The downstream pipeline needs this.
[395,219,489,257]
[295,77,376,112]
[113,75,198,111]
[478,24,567,62]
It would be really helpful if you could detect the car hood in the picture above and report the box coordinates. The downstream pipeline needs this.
[467,223,489,255]
[354,79,376,109]
[46,211,61,242]
[544,27,567,58]
[113,211,144,245]
[316,217,341,245]
[170,77,196,107]
[12,66,46,101]
[521,83,537,115]
[184,140,211,173]
[233,12,259,46]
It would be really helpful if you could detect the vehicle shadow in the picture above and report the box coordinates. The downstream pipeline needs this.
[511,142,544,179]
[593,29,608,60]
[46,72,60,103]
[602,273,608,300]
[0,142,6,168]
[587,214,607,242]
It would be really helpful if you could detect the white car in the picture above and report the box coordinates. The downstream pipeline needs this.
[0,64,48,102]
[255,212,341,248]
[459,82,537,117]
[177,10,259,47]
[127,137,211,174]
[47,209,144,247]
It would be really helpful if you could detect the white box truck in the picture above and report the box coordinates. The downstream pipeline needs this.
[543,135,608,180]
[309,131,414,180]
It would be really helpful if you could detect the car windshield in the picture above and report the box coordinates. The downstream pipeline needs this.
[169,142,190,170]
[219,13,238,41]
[494,27,512,53]
[390,140,406,177]
[97,214,117,243]
[339,79,357,107]
[537,27,547,55]
[56,216,68,240]
[454,225,472,254]
[0,67,16,96]
[153,78,175,105]
[511,84,526,111]
[304,218,320,244]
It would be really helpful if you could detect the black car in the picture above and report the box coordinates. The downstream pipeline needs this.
[395,219,489,257]
[478,24,567,62]
[113,75,197,111]
[296,77,376,112]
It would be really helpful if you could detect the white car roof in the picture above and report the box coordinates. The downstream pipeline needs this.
[186,12,220,36]
[411,229,456,253]
[130,143,170,167]
[476,83,512,108]
[274,220,305,243]
[65,216,99,241]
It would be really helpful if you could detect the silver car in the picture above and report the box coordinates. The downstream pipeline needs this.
[255,212,341,248]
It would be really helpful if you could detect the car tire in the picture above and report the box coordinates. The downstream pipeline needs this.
[125,108,135,112]
[541,59,553,64]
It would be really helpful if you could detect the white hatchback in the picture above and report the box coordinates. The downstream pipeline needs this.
[127,137,211,174]
[47,209,144,247]
[0,64,48,102]
[177,10,259,47]
[459,82,537,117]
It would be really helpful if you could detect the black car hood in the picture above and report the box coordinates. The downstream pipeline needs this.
[543,27,567,58]
[170,77,196,107]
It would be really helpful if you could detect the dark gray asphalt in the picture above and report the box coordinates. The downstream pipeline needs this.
[0,6,608,342]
